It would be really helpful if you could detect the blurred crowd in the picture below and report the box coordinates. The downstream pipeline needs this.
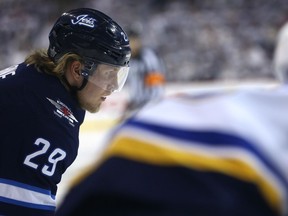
[0,0,288,82]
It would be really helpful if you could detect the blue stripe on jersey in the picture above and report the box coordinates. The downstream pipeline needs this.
[126,119,288,191]
[0,178,55,198]
[0,197,55,211]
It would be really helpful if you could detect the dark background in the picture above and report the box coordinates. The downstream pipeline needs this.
[1,0,288,82]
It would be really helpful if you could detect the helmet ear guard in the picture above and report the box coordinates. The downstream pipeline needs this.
[81,58,97,77]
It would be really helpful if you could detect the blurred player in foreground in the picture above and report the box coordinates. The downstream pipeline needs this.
[56,24,288,216]
[122,23,166,119]
[56,85,288,216]
[0,8,130,216]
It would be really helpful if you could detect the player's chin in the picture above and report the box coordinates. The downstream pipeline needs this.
[80,101,102,113]
[87,104,102,113]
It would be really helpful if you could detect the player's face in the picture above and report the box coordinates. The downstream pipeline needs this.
[77,84,108,113]
[76,64,120,113]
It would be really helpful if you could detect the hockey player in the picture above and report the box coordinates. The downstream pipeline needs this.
[0,8,130,216]
[56,86,288,216]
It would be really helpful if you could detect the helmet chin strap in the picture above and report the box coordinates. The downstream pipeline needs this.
[77,78,89,91]
[61,74,88,92]
[60,74,88,109]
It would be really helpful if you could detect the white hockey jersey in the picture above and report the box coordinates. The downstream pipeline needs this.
[57,86,288,216]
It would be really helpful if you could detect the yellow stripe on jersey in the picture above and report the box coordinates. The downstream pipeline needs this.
[103,136,282,213]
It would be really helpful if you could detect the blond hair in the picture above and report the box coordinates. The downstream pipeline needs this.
[25,50,84,78]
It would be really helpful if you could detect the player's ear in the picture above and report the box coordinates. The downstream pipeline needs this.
[64,60,84,89]
[70,61,83,80]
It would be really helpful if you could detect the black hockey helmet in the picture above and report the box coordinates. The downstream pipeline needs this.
[48,8,131,92]
[48,8,131,68]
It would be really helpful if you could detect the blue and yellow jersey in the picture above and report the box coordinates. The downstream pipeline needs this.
[57,88,288,216]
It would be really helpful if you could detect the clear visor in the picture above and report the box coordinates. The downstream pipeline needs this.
[86,64,129,92]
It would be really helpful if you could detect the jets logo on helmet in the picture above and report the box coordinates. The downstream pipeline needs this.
[71,14,97,28]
